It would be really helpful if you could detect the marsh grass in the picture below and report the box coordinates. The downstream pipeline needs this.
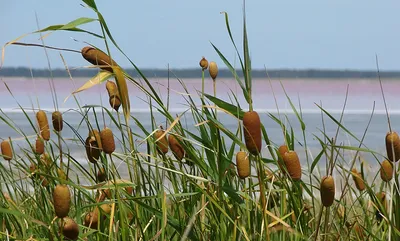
[0,0,399,240]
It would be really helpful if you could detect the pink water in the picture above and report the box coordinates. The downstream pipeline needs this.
[0,77,398,113]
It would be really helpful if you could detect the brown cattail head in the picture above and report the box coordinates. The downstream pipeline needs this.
[97,168,107,182]
[353,223,364,240]
[81,46,118,73]
[236,151,250,179]
[84,211,98,229]
[57,168,67,180]
[100,128,115,154]
[40,153,53,168]
[100,203,112,215]
[35,138,45,155]
[376,192,387,212]
[380,159,393,182]
[351,168,365,191]
[209,61,218,80]
[386,131,400,162]
[320,175,335,207]
[199,57,208,70]
[53,184,71,218]
[277,145,288,171]
[154,129,169,154]
[243,111,262,155]
[52,111,63,132]
[89,130,103,151]
[40,176,49,187]
[85,136,100,163]
[37,110,50,141]
[168,134,185,161]
[62,217,79,240]
[283,151,301,180]
[106,81,121,111]
[1,140,12,161]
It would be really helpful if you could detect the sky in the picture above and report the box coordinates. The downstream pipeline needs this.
[1,1,400,70]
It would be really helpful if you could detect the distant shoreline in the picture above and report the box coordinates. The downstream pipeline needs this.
[1,67,400,79]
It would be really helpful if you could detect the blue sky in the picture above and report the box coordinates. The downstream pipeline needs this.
[1,1,399,70]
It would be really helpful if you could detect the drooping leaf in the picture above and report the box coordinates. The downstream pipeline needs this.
[71,71,113,95]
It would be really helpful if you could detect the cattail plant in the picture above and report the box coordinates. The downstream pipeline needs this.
[100,127,115,154]
[53,184,71,218]
[236,151,250,179]
[84,210,99,229]
[380,159,393,182]
[85,136,100,163]
[277,145,288,171]
[1,140,12,161]
[37,110,50,141]
[52,111,63,132]
[168,134,184,161]
[106,80,121,111]
[199,57,208,70]
[243,111,262,155]
[62,217,79,240]
[154,127,169,154]
[351,168,365,191]
[97,168,107,182]
[386,131,400,162]
[320,176,335,207]
[81,46,118,73]
[209,61,218,80]
[35,138,45,155]
[282,150,301,180]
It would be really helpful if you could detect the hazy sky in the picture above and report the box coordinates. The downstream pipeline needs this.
[1,1,400,70]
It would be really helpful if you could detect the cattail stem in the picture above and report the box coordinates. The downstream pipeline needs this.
[255,155,269,241]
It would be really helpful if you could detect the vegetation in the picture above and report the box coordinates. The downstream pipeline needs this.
[0,0,399,240]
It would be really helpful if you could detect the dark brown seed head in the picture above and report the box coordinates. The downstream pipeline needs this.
[236,151,250,179]
[85,136,100,163]
[106,80,119,97]
[62,217,79,240]
[154,129,169,154]
[351,168,365,191]
[1,140,12,161]
[35,138,45,155]
[109,95,121,111]
[100,127,115,154]
[283,151,301,181]
[37,110,50,141]
[320,175,335,207]
[243,111,262,155]
[89,129,102,151]
[380,159,393,182]
[52,111,63,132]
[81,46,118,73]
[386,131,400,162]
[40,176,49,187]
[97,168,107,182]
[199,57,208,70]
[53,184,71,218]
[168,134,185,161]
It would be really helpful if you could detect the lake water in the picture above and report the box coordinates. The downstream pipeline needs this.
[0,77,399,178]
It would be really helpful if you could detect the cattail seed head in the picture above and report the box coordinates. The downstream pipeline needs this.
[154,129,169,154]
[380,159,393,182]
[37,110,50,141]
[89,129,102,151]
[40,153,53,168]
[199,57,208,70]
[386,131,400,162]
[53,184,71,218]
[35,138,45,155]
[168,134,185,161]
[85,136,100,163]
[106,81,121,111]
[243,111,262,155]
[109,96,121,111]
[81,46,118,73]
[62,217,79,240]
[320,175,335,207]
[52,111,63,132]
[84,211,99,229]
[40,175,49,187]
[351,168,365,191]
[57,168,67,180]
[209,61,218,80]
[236,151,250,179]
[283,151,302,181]
[106,80,119,97]
[100,203,112,215]
[277,145,288,171]
[97,168,107,182]
[1,140,12,161]
[100,127,115,154]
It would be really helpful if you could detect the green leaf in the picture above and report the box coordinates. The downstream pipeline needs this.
[34,17,101,38]
[204,93,245,119]
[222,185,244,204]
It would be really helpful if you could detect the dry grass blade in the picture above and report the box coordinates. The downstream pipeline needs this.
[112,66,130,123]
